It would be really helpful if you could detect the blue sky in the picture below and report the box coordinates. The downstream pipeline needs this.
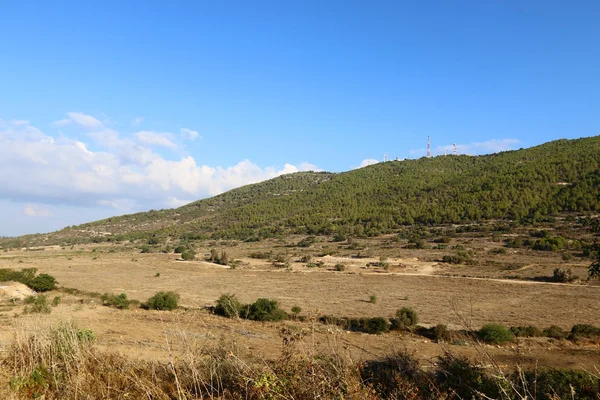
[1,1,599,236]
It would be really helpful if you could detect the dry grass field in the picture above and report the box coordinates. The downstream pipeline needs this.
[1,229,599,385]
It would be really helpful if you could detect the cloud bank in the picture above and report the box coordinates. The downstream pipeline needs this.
[0,115,319,215]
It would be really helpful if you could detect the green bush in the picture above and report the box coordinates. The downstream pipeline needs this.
[477,324,514,344]
[519,368,600,399]
[174,245,186,254]
[23,295,51,314]
[246,298,286,322]
[181,250,196,260]
[348,317,389,334]
[215,293,244,318]
[101,293,131,309]
[321,316,391,335]
[0,268,57,292]
[364,318,389,334]
[391,307,418,330]
[543,325,568,339]
[334,263,345,271]
[570,324,600,339]
[142,291,179,311]
[28,274,57,292]
[510,325,542,337]
[332,232,346,242]
[435,353,501,400]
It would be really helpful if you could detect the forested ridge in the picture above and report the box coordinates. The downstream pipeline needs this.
[7,136,600,244]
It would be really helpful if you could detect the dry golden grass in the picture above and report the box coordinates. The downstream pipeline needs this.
[0,229,599,396]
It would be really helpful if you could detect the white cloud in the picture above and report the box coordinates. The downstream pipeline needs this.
[132,117,144,127]
[24,204,51,217]
[298,162,322,172]
[357,158,379,168]
[135,131,177,149]
[53,112,103,129]
[0,117,321,217]
[180,127,200,141]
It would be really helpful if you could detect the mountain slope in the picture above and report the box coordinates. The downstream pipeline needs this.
[9,136,600,245]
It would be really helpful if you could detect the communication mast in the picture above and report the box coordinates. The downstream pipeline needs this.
[427,136,431,158]
[383,153,388,162]
[453,143,457,156]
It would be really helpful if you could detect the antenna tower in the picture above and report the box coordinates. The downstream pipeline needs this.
[453,143,457,156]
[427,136,431,158]
[383,153,388,162]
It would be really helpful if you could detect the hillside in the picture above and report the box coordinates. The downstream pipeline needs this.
[6,136,600,246]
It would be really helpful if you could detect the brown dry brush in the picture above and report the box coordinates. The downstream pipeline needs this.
[3,321,600,399]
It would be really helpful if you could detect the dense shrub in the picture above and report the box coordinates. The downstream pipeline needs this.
[0,268,57,292]
[519,368,600,399]
[431,324,453,342]
[531,235,568,252]
[510,325,543,337]
[360,351,429,398]
[552,267,578,283]
[441,251,472,264]
[570,324,600,339]
[334,263,345,271]
[434,236,451,244]
[320,316,391,335]
[543,325,569,339]
[28,274,57,292]
[181,250,196,260]
[101,293,131,309]
[435,353,501,400]
[347,317,390,335]
[477,324,514,344]
[391,307,418,330]
[214,293,244,318]
[246,298,286,322]
[332,232,346,242]
[142,291,179,311]
[173,245,186,254]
